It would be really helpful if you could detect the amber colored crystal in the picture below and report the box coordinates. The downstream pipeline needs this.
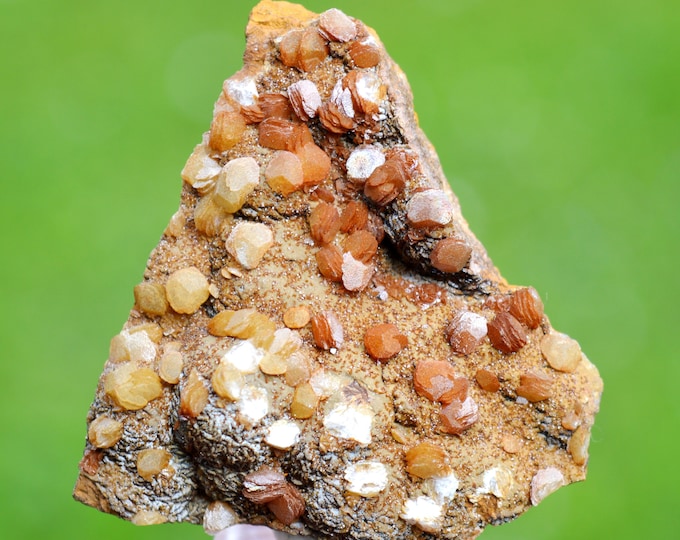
[309,202,340,245]
[405,442,449,479]
[509,287,544,329]
[316,244,343,282]
[488,312,528,354]
[364,323,407,361]
[413,360,468,404]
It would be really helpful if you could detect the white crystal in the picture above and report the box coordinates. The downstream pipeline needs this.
[309,369,345,398]
[354,71,383,108]
[457,311,488,340]
[236,386,269,424]
[222,341,263,374]
[427,472,459,503]
[330,80,355,118]
[346,146,384,180]
[341,252,374,291]
[344,461,388,497]
[530,467,566,505]
[400,496,443,533]
[202,501,239,535]
[323,401,373,445]
[225,75,258,106]
[477,467,514,499]
[125,330,157,363]
[265,419,300,450]
[225,222,274,270]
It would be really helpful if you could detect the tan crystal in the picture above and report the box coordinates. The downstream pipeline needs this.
[208,308,275,348]
[516,370,553,402]
[88,416,123,449]
[309,202,340,245]
[364,156,407,206]
[108,333,130,363]
[279,29,303,68]
[180,370,209,418]
[562,409,582,431]
[79,450,102,476]
[203,501,239,535]
[211,362,245,401]
[131,510,167,526]
[158,350,183,384]
[343,230,378,263]
[136,448,171,482]
[266,483,306,525]
[568,425,591,465]
[111,329,155,365]
[318,101,355,134]
[265,150,304,196]
[193,195,229,237]
[391,424,416,445]
[501,434,522,454]
[213,157,260,213]
[285,353,312,387]
[104,362,163,411]
[260,329,301,375]
[541,330,582,372]
[133,281,168,316]
[258,117,297,150]
[339,201,369,233]
[341,252,374,292]
[316,244,344,282]
[240,103,264,124]
[345,145,385,182]
[296,141,331,186]
[278,27,328,72]
[181,143,221,194]
[405,442,450,479]
[258,93,293,119]
[283,305,311,329]
[225,222,274,269]
[349,39,381,68]
[129,322,162,344]
[242,467,289,503]
[209,110,246,152]
[413,360,467,404]
[445,310,488,356]
[346,70,385,115]
[530,467,565,505]
[291,382,319,419]
[165,266,210,314]
[298,27,328,71]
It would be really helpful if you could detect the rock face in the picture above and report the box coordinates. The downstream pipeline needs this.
[74,2,603,538]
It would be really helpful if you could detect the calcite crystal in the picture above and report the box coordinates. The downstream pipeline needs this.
[74,2,603,538]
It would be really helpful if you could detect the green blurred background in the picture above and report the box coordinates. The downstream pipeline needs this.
[1,0,678,538]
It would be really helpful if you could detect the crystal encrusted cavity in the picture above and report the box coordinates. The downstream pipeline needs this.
[75,2,602,539]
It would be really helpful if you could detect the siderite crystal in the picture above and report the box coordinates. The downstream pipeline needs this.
[74,2,603,539]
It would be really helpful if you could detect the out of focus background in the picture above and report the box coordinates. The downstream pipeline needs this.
[1,0,677,538]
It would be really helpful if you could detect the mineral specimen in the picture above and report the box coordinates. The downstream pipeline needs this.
[74,2,603,538]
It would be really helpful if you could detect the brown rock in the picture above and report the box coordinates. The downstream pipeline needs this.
[74,2,603,539]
